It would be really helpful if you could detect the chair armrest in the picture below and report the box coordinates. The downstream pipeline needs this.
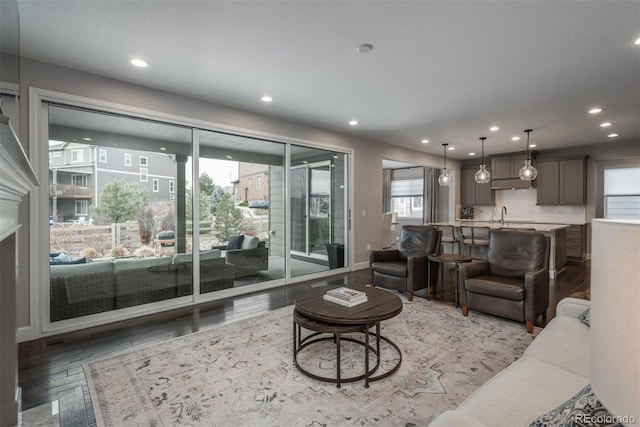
[524,268,549,321]
[556,297,591,318]
[459,260,489,281]
[369,249,400,264]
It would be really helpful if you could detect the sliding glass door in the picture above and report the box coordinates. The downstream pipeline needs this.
[290,146,348,277]
[41,98,350,332]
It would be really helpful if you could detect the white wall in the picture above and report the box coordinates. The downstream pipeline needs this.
[13,55,460,334]
[473,188,587,224]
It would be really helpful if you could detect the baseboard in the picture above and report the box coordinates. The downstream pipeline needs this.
[17,326,32,343]
[353,261,369,271]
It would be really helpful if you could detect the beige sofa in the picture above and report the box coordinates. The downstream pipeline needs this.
[430,297,591,426]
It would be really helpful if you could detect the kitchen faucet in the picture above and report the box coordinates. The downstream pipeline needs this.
[501,206,507,226]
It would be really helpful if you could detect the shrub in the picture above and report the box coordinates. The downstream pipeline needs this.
[133,246,155,258]
[82,247,99,260]
[111,246,127,258]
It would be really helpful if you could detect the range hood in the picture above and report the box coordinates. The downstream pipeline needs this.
[490,178,535,190]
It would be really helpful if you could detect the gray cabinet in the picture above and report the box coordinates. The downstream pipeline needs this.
[490,152,537,190]
[461,167,494,206]
[566,224,587,261]
[536,157,586,205]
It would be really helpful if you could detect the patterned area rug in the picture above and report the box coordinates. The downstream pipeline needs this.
[85,297,538,426]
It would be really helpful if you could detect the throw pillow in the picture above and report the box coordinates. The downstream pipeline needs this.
[580,308,591,327]
[529,385,622,427]
[226,235,245,250]
[241,235,260,249]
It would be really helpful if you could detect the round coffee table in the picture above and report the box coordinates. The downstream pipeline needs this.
[428,253,473,307]
[293,285,402,387]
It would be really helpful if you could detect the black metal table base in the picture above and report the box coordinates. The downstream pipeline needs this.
[292,310,402,388]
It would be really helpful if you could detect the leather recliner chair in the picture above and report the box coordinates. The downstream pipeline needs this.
[459,229,550,334]
[369,225,441,301]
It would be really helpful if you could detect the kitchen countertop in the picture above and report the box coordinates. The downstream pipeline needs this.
[455,219,588,226]
[431,221,570,232]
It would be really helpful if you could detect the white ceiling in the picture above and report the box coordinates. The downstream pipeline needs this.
[14,0,640,159]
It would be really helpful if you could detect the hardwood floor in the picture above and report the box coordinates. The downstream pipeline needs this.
[18,262,589,426]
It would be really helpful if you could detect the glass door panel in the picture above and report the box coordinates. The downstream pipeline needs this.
[290,146,348,277]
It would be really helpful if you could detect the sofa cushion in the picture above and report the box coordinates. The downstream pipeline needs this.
[50,252,86,265]
[465,275,524,301]
[226,235,244,250]
[201,249,221,260]
[456,357,589,426]
[50,260,113,278]
[529,385,621,427]
[241,235,260,249]
[371,261,408,277]
[524,315,590,378]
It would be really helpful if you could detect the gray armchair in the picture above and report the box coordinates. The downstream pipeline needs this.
[459,229,550,334]
[369,225,441,301]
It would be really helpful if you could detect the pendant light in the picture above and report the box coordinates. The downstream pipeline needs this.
[474,137,491,184]
[438,143,450,186]
[519,129,538,181]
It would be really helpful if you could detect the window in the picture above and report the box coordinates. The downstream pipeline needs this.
[72,175,87,187]
[169,180,175,193]
[52,151,62,158]
[604,167,640,219]
[169,194,175,202]
[153,179,159,192]
[71,149,84,163]
[140,156,148,166]
[390,169,424,218]
[140,168,148,182]
[75,200,88,216]
[125,153,131,166]
[256,176,262,190]
[98,149,107,163]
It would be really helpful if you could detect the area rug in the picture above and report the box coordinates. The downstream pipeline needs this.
[85,297,538,426]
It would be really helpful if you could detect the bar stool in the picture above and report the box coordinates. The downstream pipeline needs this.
[437,225,461,254]
[460,226,490,258]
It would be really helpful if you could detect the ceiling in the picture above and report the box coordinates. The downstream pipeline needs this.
[13,1,640,159]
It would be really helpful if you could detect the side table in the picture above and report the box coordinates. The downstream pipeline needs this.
[427,253,473,307]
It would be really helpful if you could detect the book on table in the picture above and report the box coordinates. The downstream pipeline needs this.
[324,287,367,307]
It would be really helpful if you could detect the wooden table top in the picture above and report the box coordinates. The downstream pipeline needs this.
[427,253,473,263]
[294,284,403,325]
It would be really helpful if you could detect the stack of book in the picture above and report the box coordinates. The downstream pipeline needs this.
[323,287,368,307]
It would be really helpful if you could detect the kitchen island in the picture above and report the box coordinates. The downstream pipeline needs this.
[428,221,569,278]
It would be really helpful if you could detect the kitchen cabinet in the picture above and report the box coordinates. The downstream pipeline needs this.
[461,167,494,206]
[536,157,587,205]
[566,224,587,261]
[490,152,536,190]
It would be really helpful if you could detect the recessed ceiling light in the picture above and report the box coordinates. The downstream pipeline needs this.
[447,146,455,151]
[529,144,537,148]
[356,44,373,53]
[600,122,612,127]
[261,95,273,103]
[349,120,359,126]
[130,58,148,68]
[302,160,308,164]
[489,126,499,132]
[588,107,603,114]
[634,38,640,45]
[421,139,429,144]
[469,152,476,156]
[225,155,233,159]
[608,133,619,138]
[511,136,520,141]
[83,137,92,141]
[159,147,167,151]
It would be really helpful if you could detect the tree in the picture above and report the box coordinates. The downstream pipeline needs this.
[137,206,155,245]
[186,189,210,221]
[92,179,149,224]
[199,172,215,197]
[213,193,243,243]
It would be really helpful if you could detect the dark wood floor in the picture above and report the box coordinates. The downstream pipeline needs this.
[18,261,589,426]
